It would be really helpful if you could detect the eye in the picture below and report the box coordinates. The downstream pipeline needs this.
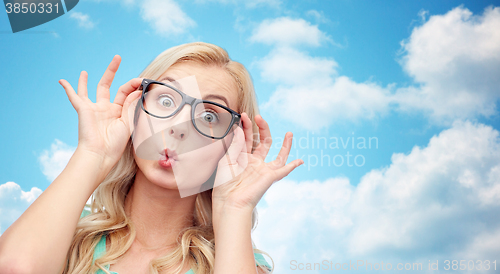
[199,110,219,124]
[157,95,175,108]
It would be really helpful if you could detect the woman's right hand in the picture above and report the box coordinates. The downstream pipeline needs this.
[58,55,143,172]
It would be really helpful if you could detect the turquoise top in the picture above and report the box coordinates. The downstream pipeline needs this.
[81,209,272,274]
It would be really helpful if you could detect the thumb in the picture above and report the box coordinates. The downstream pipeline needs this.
[223,126,246,165]
[214,126,246,188]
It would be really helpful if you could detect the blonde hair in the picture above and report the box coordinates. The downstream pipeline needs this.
[63,42,273,274]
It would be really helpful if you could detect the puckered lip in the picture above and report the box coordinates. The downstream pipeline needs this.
[160,148,179,161]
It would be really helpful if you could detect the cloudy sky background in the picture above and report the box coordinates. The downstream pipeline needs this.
[1,0,500,273]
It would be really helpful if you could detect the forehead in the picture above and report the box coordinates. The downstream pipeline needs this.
[157,62,239,111]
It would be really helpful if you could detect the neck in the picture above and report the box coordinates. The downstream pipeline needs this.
[124,169,197,250]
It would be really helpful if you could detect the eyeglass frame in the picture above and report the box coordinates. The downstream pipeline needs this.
[137,78,242,140]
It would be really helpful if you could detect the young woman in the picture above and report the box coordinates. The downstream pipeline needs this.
[0,42,303,274]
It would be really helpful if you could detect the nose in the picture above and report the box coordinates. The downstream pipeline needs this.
[168,105,191,140]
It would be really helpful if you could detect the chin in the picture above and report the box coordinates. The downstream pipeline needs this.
[153,167,180,187]
[152,180,179,191]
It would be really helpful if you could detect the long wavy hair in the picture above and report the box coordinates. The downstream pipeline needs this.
[62,42,273,274]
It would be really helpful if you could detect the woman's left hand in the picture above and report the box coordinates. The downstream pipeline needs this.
[212,113,304,213]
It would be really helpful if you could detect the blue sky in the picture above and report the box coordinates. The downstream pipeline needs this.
[1,0,500,273]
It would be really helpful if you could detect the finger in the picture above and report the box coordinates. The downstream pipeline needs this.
[96,55,121,103]
[224,126,246,164]
[59,79,81,111]
[271,159,304,183]
[252,115,272,160]
[77,71,89,100]
[269,132,293,169]
[120,90,143,133]
[241,112,254,154]
[113,78,143,106]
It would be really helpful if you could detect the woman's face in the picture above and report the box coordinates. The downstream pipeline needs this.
[132,61,240,196]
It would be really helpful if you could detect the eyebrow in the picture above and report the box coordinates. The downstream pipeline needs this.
[158,76,230,108]
[159,76,174,82]
[204,94,229,108]
[158,76,182,89]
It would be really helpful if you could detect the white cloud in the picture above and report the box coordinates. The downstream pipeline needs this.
[396,6,500,123]
[253,17,392,129]
[257,47,338,85]
[417,9,429,22]
[262,76,392,130]
[349,120,500,255]
[254,120,500,269]
[0,139,95,234]
[250,17,331,47]
[258,7,500,129]
[69,12,95,29]
[140,0,196,36]
[89,0,195,36]
[38,139,75,182]
[87,0,137,7]
[194,0,281,9]
[253,177,354,268]
[0,182,42,234]
[258,47,392,130]
[243,0,281,9]
[306,9,329,24]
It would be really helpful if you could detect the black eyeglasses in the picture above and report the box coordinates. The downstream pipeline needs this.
[137,78,241,139]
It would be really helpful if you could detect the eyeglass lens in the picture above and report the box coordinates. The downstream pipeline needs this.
[143,83,235,138]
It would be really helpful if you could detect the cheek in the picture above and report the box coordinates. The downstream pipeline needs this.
[178,145,221,177]
[133,154,154,179]
[200,139,228,165]
[133,154,148,171]
[173,141,227,188]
